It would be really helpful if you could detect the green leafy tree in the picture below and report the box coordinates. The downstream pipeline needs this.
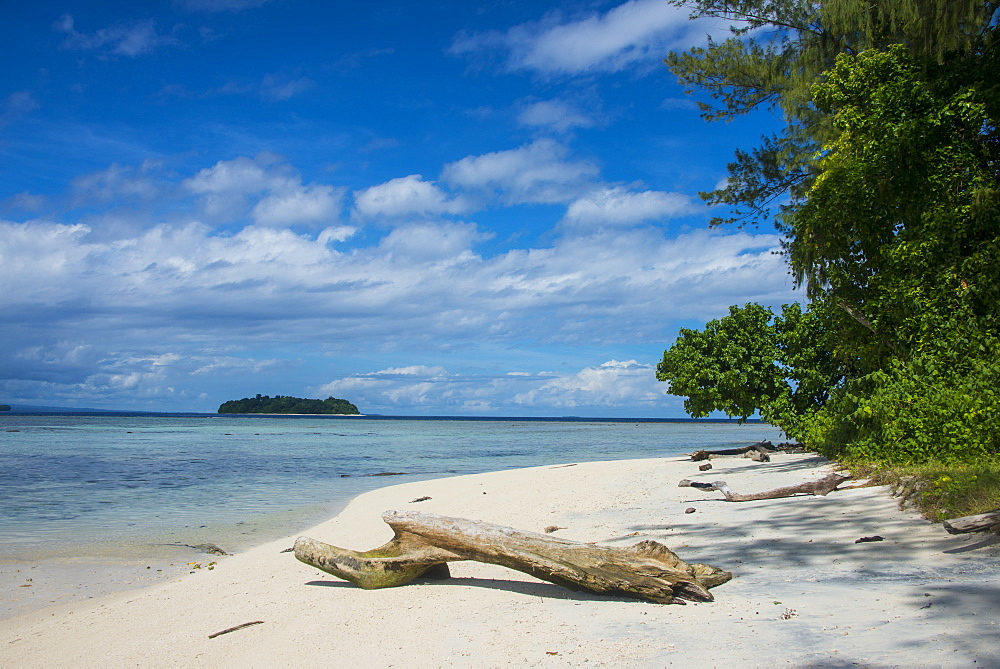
[657,303,785,422]
[656,302,843,438]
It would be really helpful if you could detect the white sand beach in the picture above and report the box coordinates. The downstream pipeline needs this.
[2,452,998,667]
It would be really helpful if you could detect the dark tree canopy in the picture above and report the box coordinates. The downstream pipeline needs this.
[218,394,360,415]
[666,0,999,235]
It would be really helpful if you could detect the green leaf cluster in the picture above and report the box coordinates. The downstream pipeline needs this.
[217,394,360,415]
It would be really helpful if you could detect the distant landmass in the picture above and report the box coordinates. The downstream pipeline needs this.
[217,394,361,415]
[0,404,174,415]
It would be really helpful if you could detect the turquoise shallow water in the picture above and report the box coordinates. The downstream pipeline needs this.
[0,415,784,557]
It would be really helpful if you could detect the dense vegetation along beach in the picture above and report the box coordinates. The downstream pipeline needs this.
[656,0,1000,521]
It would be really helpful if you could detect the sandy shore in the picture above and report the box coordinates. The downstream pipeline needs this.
[2,452,998,666]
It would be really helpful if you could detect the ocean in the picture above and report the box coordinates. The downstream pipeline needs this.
[0,414,784,561]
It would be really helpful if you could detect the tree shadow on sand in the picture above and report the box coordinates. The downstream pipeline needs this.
[305,576,647,603]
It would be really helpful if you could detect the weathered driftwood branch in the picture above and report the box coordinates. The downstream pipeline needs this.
[943,509,1000,534]
[679,473,851,502]
[294,510,732,604]
[690,441,772,461]
[688,441,806,462]
[689,445,766,461]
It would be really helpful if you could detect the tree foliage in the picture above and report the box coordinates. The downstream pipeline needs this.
[658,0,1000,464]
[666,0,999,229]
[218,394,360,415]
[657,302,842,439]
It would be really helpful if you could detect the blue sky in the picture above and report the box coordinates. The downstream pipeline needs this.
[1,0,796,416]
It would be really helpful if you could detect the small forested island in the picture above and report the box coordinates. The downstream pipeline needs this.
[0,405,10,411]
[218,394,360,415]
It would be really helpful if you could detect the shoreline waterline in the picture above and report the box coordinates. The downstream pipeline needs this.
[0,416,785,552]
[3,452,998,665]
[1,416,786,619]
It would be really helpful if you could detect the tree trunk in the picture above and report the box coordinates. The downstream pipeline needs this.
[294,510,732,605]
[943,509,1000,534]
[679,473,850,501]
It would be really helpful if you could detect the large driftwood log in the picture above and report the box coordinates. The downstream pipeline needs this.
[679,472,850,501]
[688,441,806,461]
[689,441,774,461]
[294,510,732,604]
[943,509,1000,534]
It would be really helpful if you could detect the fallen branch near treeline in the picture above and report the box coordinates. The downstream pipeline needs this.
[943,509,1000,534]
[679,473,851,502]
[294,510,732,605]
[687,441,805,462]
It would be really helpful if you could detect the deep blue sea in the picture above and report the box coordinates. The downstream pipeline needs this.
[0,414,784,559]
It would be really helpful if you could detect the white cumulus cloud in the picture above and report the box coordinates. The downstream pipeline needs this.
[376,222,487,264]
[183,155,289,194]
[353,174,471,219]
[252,183,344,226]
[562,186,695,228]
[442,139,599,205]
[183,155,342,225]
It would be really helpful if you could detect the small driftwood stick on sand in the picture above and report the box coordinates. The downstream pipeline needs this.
[208,621,264,639]
[943,509,1000,534]
[294,510,731,604]
[679,473,851,502]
